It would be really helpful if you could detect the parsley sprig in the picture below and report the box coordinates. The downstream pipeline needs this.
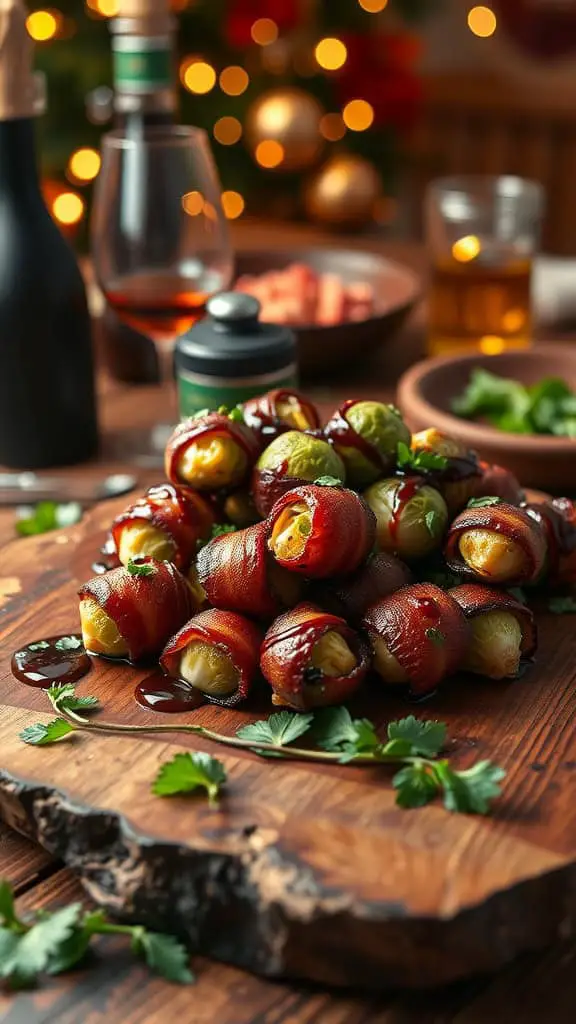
[21,689,505,815]
[397,441,449,473]
[0,880,193,989]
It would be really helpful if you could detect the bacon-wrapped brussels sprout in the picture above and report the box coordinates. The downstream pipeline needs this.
[471,460,525,506]
[165,412,260,492]
[324,399,411,486]
[111,484,213,571]
[223,487,260,528]
[525,496,576,585]
[450,583,536,679]
[266,484,376,578]
[409,429,481,514]
[260,602,370,710]
[252,430,345,518]
[243,388,320,442]
[197,521,302,619]
[363,477,448,561]
[78,559,196,661]
[310,552,412,623]
[362,583,470,697]
[160,609,261,707]
[445,502,547,585]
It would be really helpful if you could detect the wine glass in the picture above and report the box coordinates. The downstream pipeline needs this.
[92,125,234,462]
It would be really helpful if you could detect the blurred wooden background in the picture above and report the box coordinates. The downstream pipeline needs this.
[407,73,576,255]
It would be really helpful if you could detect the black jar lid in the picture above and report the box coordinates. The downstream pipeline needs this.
[174,292,297,377]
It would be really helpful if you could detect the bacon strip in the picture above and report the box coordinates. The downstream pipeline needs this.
[111,484,214,570]
[362,583,470,696]
[78,559,196,662]
[311,552,412,622]
[165,412,261,488]
[243,389,320,443]
[260,602,370,710]
[449,583,537,662]
[160,609,262,706]
[444,502,547,584]
[266,484,376,578]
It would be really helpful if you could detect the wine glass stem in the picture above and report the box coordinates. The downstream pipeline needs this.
[155,342,177,421]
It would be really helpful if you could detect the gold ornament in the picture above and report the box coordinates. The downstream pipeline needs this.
[246,87,325,173]
[304,153,383,230]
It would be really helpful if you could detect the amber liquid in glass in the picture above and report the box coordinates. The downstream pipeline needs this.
[105,270,209,342]
[428,252,532,357]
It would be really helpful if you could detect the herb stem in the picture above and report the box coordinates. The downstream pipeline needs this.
[48,698,384,764]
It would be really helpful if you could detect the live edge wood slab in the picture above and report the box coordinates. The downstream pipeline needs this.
[0,502,575,993]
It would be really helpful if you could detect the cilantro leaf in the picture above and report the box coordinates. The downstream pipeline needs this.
[548,596,576,614]
[435,759,505,815]
[28,641,50,652]
[45,926,92,975]
[236,711,313,747]
[191,408,210,419]
[314,476,343,488]
[393,763,440,809]
[467,496,503,509]
[211,523,238,539]
[387,716,447,757]
[16,501,83,538]
[127,559,156,576]
[20,719,75,746]
[54,636,83,652]
[134,931,195,984]
[8,903,83,979]
[396,442,448,472]
[425,627,446,648]
[313,707,380,762]
[152,752,226,807]
[0,928,21,981]
[228,406,245,424]
[46,684,99,713]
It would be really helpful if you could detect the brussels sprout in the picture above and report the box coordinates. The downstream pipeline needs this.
[179,641,240,697]
[79,598,129,658]
[310,631,357,678]
[257,431,345,482]
[223,488,260,528]
[178,434,248,491]
[117,523,174,567]
[464,610,523,679]
[458,530,528,582]
[411,428,468,460]
[363,478,448,561]
[326,401,410,486]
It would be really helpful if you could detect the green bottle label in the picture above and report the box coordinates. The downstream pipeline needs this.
[113,38,172,92]
[177,366,299,419]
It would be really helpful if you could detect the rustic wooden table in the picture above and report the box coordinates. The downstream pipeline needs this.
[1,234,575,1022]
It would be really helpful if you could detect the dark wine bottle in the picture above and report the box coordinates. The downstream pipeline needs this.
[0,1,99,469]
[100,0,178,385]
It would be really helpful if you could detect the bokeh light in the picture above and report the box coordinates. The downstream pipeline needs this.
[52,191,85,226]
[452,235,481,262]
[479,335,505,354]
[221,191,245,219]
[26,10,58,41]
[182,60,216,94]
[251,18,278,46]
[68,147,101,182]
[255,140,284,168]
[213,116,243,145]
[219,66,249,96]
[319,113,346,142]
[92,0,119,16]
[315,38,347,71]
[467,6,497,37]
[182,191,204,216]
[358,0,388,11]
[342,99,374,132]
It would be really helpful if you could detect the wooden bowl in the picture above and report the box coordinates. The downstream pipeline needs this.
[396,345,576,493]
[236,248,420,377]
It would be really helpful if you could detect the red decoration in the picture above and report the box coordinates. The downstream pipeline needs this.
[494,1,576,61]
[226,0,299,49]
[336,32,422,134]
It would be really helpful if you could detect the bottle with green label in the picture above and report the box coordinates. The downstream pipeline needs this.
[174,293,299,417]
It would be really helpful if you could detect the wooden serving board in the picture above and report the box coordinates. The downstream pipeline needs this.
[1,500,576,992]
